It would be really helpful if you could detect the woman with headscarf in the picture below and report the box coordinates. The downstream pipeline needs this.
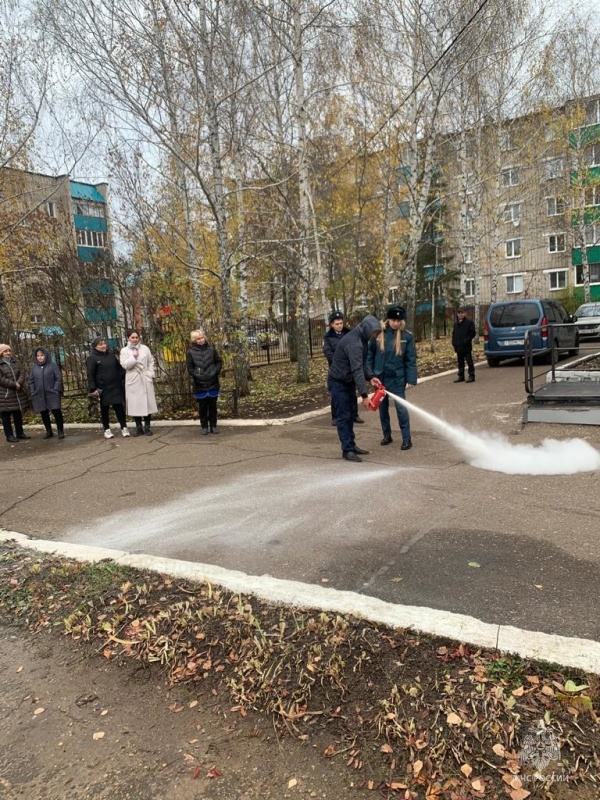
[0,343,30,443]
[186,329,222,434]
[119,329,158,436]
[86,336,129,439]
[28,347,64,439]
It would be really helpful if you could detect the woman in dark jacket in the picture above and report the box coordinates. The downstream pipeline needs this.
[86,337,129,439]
[28,347,65,439]
[0,343,30,443]
[186,329,222,434]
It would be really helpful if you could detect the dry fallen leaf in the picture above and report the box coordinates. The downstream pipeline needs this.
[460,763,473,777]
[492,743,505,757]
[189,700,198,708]
[446,712,462,726]
[100,709,108,716]
[288,777,297,788]
[16,666,23,673]
[33,708,45,716]
[510,789,531,800]
[381,743,393,754]
[413,760,423,776]
[92,731,105,741]
[471,777,485,791]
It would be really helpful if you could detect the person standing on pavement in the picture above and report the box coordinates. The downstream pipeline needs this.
[367,305,417,451]
[86,337,129,439]
[120,330,158,436]
[452,307,476,383]
[186,329,222,435]
[28,347,65,439]
[322,310,364,428]
[328,314,381,462]
[0,343,30,443]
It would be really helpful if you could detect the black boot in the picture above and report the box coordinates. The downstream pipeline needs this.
[453,375,465,383]
[57,429,65,440]
[144,424,153,436]
[134,422,144,436]
[43,429,53,439]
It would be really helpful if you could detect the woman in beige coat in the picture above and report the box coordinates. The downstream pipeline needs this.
[119,330,158,435]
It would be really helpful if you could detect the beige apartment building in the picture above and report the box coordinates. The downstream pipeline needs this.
[439,94,600,309]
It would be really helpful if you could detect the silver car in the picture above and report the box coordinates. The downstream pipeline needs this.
[574,303,600,338]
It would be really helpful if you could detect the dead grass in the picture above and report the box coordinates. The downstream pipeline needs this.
[1,543,597,799]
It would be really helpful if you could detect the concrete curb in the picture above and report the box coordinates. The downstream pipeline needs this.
[1,528,598,675]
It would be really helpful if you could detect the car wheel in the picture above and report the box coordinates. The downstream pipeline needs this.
[543,339,559,365]
[486,357,500,367]
[568,335,580,357]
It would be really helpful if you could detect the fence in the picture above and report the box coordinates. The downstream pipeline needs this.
[9,315,330,417]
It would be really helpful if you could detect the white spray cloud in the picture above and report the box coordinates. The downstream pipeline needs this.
[386,390,600,475]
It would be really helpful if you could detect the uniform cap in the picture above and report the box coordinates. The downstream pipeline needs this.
[386,305,406,321]
[328,310,345,324]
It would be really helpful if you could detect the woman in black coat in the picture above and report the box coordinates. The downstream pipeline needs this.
[86,337,129,439]
[0,343,30,442]
[186,329,222,434]
[28,347,65,439]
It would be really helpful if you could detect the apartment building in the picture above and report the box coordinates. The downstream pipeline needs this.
[0,168,117,336]
[439,94,600,308]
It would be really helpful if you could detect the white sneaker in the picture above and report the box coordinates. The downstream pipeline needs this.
[121,427,130,437]
[104,429,114,439]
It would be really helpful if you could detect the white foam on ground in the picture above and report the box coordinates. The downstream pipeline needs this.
[387,391,600,475]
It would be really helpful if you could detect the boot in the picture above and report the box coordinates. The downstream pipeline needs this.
[210,426,219,435]
[43,429,53,439]
[466,375,475,383]
[201,427,209,435]
[57,429,65,440]
[401,440,413,451]
[453,375,465,383]
[134,422,144,436]
[144,424,153,436]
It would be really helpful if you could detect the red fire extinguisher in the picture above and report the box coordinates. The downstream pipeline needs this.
[369,380,387,411]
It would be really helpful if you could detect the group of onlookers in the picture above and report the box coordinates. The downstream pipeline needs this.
[0,328,223,443]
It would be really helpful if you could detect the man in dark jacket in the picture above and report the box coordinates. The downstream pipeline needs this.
[328,314,382,462]
[322,310,363,426]
[452,307,476,383]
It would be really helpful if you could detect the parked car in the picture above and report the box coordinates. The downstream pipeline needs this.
[246,328,280,349]
[484,299,579,367]
[574,302,600,339]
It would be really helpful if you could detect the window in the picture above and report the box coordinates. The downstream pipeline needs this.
[575,263,600,284]
[464,278,475,297]
[548,234,566,253]
[505,238,522,258]
[585,143,600,167]
[464,245,474,263]
[76,228,107,248]
[388,286,400,303]
[45,201,56,218]
[585,186,600,206]
[585,224,600,247]
[547,270,567,290]
[504,202,521,223]
[500,129,516,151]
[502,167,520,187]
[73,200,105,218]
[30,313,44,325]
[506,274,524,293]
[547,197,566,216]
[544,157,563,180]
[585,100,600,126]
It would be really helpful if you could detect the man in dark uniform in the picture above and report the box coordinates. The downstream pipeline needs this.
[322,310,364,426]
[452,306,476,383]
[328,314,382,462]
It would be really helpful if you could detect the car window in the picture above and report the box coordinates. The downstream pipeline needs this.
[575,304,600,317]
[554,302,569,322]
[543,302,557,322]
[489,302,541,327]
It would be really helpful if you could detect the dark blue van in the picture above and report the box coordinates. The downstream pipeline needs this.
[484,299,579,366]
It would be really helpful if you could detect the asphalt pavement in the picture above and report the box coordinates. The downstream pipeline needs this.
[1,358,600,668]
